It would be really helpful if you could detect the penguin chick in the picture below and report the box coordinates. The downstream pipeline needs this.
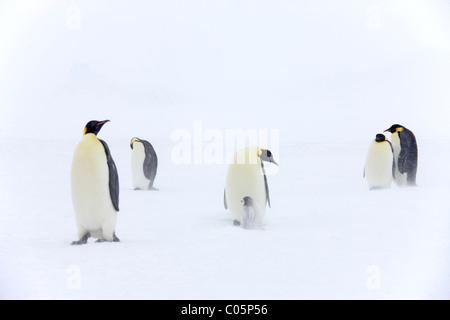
[71,120,120,245]
[384,124,418,187]
[364,133,394,190]
[241,196,264,230]
[130,137,158,190]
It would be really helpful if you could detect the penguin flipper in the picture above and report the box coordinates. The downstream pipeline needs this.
[387,140,395,177]
[264,173,271,208]
[398,149,407,174]
[402,152,418,174]
[398,150,417,175]
[99,139,120,212]
[224,189,228,209]
[261,164,271,208]
[398,131,418,174]
[392,159,395,178]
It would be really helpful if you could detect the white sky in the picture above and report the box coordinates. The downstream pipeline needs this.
[0,0,449,141]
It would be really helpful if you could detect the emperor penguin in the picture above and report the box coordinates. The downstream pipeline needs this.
[363,134,394,190]
[384,124,418,187]
[224,146,278,226]
[130,137,158,190]
[241,196,263,230]
[71,120,120,245]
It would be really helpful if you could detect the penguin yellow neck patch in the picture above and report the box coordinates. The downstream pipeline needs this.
[257,147,262,157]
[83,127,87,135]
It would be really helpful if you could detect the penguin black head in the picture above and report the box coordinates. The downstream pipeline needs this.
[84,120,110,136]
[384,124,404,134]
[375,134,386,142]
[241,196,254,207]
[130,137,140,150]
[259,148,279,166]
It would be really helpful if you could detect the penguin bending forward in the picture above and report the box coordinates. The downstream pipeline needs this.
[71,120,120,245]
[364,134,394,190]
[130,137,158,190]
[224,146,278,226]
[384,124,418,186]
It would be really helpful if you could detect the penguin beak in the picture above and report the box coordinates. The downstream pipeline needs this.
[271,158,279,166]
[384,126,396,133]
[98,120,110,126]
[95,120,110,132]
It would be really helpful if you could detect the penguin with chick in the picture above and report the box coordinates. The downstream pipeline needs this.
[71,120,120,245]
[224,146,278,226]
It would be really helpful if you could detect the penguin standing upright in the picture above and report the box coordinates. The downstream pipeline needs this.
[384,124,418,186]
[364,134,394,190]
[224,146,278,226]
[71,120,120,245]
[130,137,158,190]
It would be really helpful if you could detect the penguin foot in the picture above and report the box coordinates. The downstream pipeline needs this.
[95,233,120,243]
[233,220,241,226]
[148,187,159,191]
[71,233,90,245]
[134,187,142,190]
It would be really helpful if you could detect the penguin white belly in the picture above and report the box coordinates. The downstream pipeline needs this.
[365,141,393,189]
[391,133,407,186]
[131,142,150,189]
[225,155,267,222]
[71,136,117,239]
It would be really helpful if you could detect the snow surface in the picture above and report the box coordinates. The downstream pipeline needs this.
[1,0,450,300]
